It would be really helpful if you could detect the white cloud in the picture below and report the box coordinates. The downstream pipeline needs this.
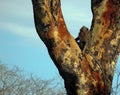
[0,0,33,20]
[0,0,92,39]
[0,21,38,39]
[0,0,39,39]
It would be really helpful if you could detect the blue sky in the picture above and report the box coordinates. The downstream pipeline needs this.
[0,0,119,82]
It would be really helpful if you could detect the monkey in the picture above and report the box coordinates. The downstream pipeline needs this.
[75,26,90,51]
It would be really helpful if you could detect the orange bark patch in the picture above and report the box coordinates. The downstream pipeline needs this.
[57,9,70,40]
[92,71,107,94]
[104,29,113,40]
[100,0,116,38]
[92,71,101,81]
[81,58,91,76]
[102,0,116,26]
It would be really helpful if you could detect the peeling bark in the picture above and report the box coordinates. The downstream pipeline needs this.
[32,0,120,95]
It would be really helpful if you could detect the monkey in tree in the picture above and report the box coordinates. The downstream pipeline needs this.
[75,26,89,51]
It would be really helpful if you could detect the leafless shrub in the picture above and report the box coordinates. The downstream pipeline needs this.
[0,63,66,95]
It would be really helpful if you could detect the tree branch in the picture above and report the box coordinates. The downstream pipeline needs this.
[32,0,120,94]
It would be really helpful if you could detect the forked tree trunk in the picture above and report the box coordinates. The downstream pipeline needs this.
[32,0,120,95]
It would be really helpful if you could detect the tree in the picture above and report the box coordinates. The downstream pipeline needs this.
[0,63,65,95]
[32,0,120,95]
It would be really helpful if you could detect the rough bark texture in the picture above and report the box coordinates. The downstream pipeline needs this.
[32,0,120,95]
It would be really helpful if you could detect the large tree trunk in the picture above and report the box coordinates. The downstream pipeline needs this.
[32,0,120,95]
